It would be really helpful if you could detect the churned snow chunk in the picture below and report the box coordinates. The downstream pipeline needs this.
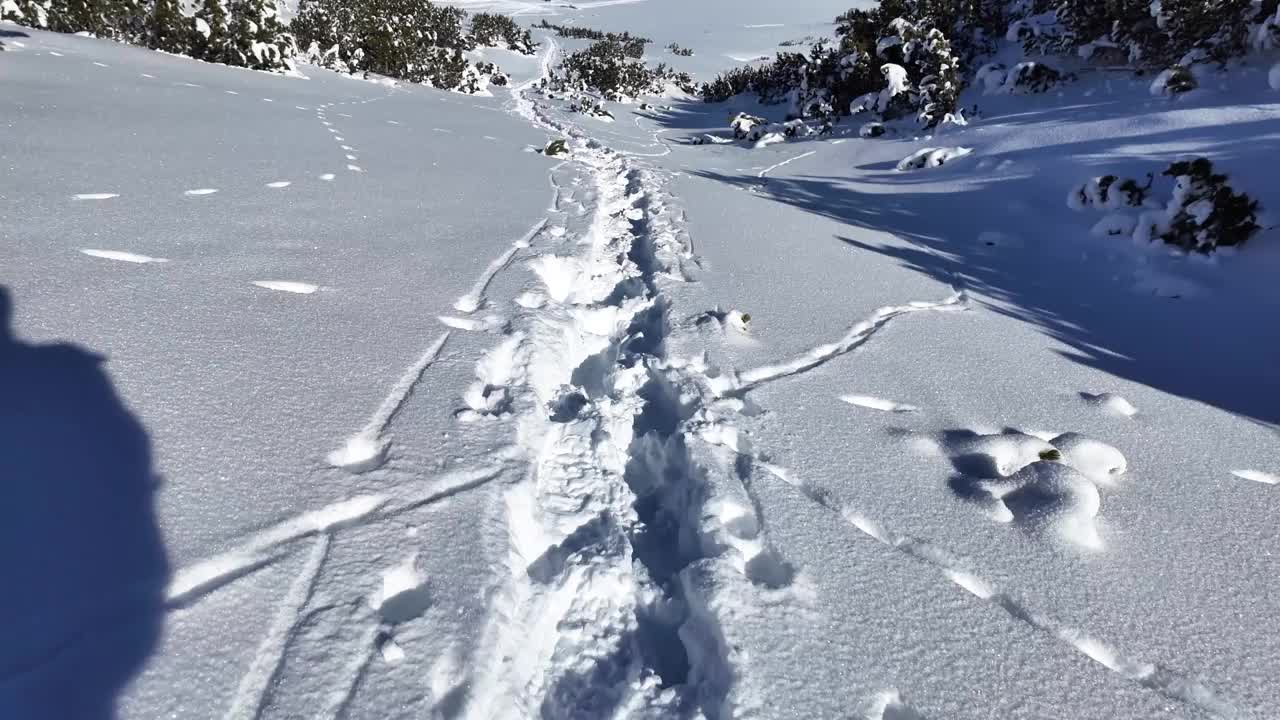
[840,395,918,413]
[80,249,168,264]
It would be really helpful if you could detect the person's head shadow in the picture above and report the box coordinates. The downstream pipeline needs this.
[0,286,169,718]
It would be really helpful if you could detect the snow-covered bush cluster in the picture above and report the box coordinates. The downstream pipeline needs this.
[2,0,296,71]
[701,1,1006,128]
[1010,0,1280,92]
[714,112,821,148]
[292,0,534,91]
[532,20,650,58]
[976,60,1068,94]
[896,146,972,170]
[1071,159,1261,254]
[467,12,535,55]
[544,38,694,102]
[0,0,536,84]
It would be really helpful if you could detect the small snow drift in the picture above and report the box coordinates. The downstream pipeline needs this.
[252,280,319,294]
[1080,392,1138,417]
[80,249,168,264]
[1049,432,1127,486]
[840,394,918,413]
[896,147,971,171]
[1231,469,1279,485]
[998,461,1104,549]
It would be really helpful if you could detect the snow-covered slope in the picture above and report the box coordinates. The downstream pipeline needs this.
[2,1,1279,717]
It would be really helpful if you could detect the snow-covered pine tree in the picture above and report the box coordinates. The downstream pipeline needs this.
[191,0,229,63]
[224,0,293,71]
[1,0,51,29]
[147,0,188,54]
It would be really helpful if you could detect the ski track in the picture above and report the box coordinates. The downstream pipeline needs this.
[453,217,549,313]
[745,457,1239,719]
[165,463,506,609]
[222,534,331,720]
[327,331,451,472]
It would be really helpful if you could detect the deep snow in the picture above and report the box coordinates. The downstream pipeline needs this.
[2,0,1279,718]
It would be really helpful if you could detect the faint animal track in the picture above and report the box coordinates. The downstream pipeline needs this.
[73,192,118,200]
[183,187,218,196]
[346,164,363,172]
[265,180,291,188]
[320,173,336,181]
[80,248,168,264]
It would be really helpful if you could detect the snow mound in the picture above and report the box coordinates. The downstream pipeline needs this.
[897,147,972,171]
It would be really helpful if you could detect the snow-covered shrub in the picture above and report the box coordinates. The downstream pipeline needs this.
[548,39,694,101]
[1013,0,1264,69]
[1072,160,1259,254]
[729,112,766,139]
[667,42,693,57]
[782,119,814,137]
[568,96,614,120]
[1067,175,1154,211]
[544,139,569,156]
[1158,158,1260,253]
[294,0,522,91]
[975,62,1007,92]
[532,20,649,58]
[1003,62,1063,94]
[896,146,972,171]
[702,1,987,127]
[1149,65,1198,96]
[1,0,296,71]
[467,12,535,55]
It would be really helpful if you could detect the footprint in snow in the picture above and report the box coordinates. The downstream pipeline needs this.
[48,51,64,56]
[224,90,238,95]
[74,193,119,200]
[265,181,291,188]
[140,73,155,78]
[346,164,363,173]
[183,188,218,196]
[345,154,358,161]
[93,61,108,67]
[861,690,928,720]
[80,249,168,264]
[319,173,336,181]
[374,555,431,625]
[252,280,319,294]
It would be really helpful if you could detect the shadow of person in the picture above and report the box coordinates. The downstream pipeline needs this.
[0,287,169,719]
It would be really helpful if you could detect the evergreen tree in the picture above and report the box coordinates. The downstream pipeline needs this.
[147,0,187,53]
[191,0,229,63]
